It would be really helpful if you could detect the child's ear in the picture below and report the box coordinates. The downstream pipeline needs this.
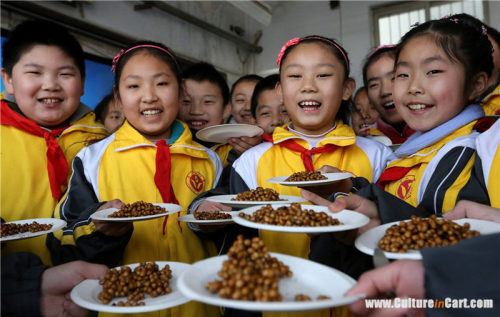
[342,78,356,101]
[1,68,15,95]
[113,86,122,109]
[80,74,86,97]
[222,102,231,123]
[467,72,489,102]
[275,81,283,103]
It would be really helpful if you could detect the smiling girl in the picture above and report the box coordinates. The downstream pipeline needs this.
[376,15,493,213]
[229,36,392,259]
[49,41,222,317]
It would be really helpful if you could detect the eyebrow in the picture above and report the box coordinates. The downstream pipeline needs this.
[397,55,445,68]
[124,73,171,80]
[284,63,335,70]
[22,63,77,71]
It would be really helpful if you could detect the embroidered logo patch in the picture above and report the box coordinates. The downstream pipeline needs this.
[186,171,205,194]
[397,175,415,200]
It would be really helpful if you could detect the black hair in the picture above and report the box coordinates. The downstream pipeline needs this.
[250,74,279,118]
[94,93,114,123]
[113,41,181,97]
[182,62,230,105]
[362,46,396,88]
[395,14,493,98]
[230,74,263,99]
[2,19,85,77]
[278,35,351,123]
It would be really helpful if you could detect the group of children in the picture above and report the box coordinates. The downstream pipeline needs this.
[1,12,499,317]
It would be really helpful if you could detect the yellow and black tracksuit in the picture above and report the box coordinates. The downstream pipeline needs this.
[48,120,222,317]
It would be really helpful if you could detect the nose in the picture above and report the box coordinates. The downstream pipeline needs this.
[141,84,158,103]
[300,75,317,93]
[41,74,60,91]
[408,76,423,95]
[190,100,203,115]
[380,78,392,99]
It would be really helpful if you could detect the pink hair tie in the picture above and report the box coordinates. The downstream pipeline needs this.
[276,36,350,72]
[276,38,300,66]
[482,25,488,35]
[111,44,179,73]
[367,44,396,59]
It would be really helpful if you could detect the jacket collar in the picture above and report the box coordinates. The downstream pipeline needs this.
[272,121,356,148]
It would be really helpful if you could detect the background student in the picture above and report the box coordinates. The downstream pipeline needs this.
[94,93,124,133]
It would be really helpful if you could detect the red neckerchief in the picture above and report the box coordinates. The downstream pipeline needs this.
[265,133,338,171]
[376,118,416,144]
[0,100,69,199]
[376,166,413,189]
[154,140,182,234]
[474,116,498,133]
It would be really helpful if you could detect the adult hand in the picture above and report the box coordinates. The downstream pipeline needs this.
[195,201,232,212]
[345,259,425,317]
[301,190,381,244]
[444,200,500,223]
[40,261,107,317]
[93,199,132,237]
[228,135,262,155]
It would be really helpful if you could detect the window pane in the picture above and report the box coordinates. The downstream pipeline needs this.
[379,17,391,45]
[390,15,400,44]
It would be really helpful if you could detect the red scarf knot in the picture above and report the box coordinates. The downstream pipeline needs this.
[276,138,338,171]
[376,166,413,189]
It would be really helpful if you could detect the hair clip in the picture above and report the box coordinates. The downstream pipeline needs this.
[276,38,300,66]
[449,18,459,24]
[482,25,488,35]
[111,49,125,73]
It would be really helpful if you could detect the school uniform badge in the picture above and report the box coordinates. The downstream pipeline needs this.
[186,171,205,194]
[397,175,415,200]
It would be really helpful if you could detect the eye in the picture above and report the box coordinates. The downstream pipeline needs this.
[427,69,442,75]
[259,112,270,117]
[317,73,332,78]
[368,83,379,89]
[26,71,41,75]
[158,81,169,86]
[287,74,301,78]
[60,72,75,77]
[396,73,408,79]
[127,84,139,89]
[182,100,191,106]
[204,100,215,105]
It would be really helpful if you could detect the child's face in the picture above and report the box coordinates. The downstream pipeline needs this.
[178,79,226,131]
[1,45,84,128]
[231,80,257,124]
[354,89,379,127]
[351,110,364,135]
[103,100,124,133]
[255,89,289,134]
[366,55,403,126]
[393,35,469,132]
[279,42,353,135]
[117,52,180,141]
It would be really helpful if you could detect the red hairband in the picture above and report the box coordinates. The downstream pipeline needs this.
[276,36,349,72]
[366,44,396,59]
[111,44,179,73]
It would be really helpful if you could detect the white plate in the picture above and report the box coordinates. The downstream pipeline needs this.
[355,218,500,260]
[267,172,353,187]
[233,204,369,233]
[71,261,191,313]
[90,203,183,222]
[178,252,364,312]
[1,218,67,242]
[177,211,240,225]
[205,195,306,208]
[196,124,264,144]
[366,135,393,146]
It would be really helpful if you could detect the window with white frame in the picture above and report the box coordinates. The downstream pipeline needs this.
[373,0,487,46]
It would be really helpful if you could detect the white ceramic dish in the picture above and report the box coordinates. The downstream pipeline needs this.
[177,211,240,225]
[233,204,369,233]
[355,218,500,260]
[90,203,183,222]
[196,124,264,144]
[1,218,67,242]
[178,252,365,312]
[267,172,353,187]
[71,261,191,313]
[205,195,306,208]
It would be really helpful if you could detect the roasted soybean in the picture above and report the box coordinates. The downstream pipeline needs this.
[109,201,166,218]
[285,171,327,182]
[232,187,283,201]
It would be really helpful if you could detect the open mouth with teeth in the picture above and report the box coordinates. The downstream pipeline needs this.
[299,101,321,112]
[141,109,163,117]
[39,98,63,104]
[407,104,432,111]
[382,102,396,111]
[187,120,208,130]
